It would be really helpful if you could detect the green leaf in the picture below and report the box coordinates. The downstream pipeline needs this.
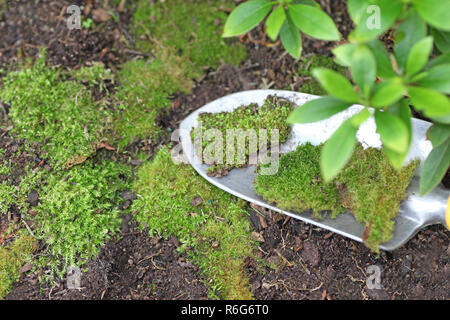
[280,18,302,59]
[332,44,356,67]
[426,53,450,69]
[383,147,407,170]
[416,63,450,94]
[312,68,360,103]
[223,0,274,37]
[375,110,410,154]
[350,45,377,98]
[266,5,286,41]
[386,99,413,169]
[414,0,450,32]
[287,96,352,124]
[427,123,450,147]
[366,40,396,78]
[320,118,358,182]
[349,0,402,43]
[287,4,340,41]
[371,79,406,108]
[394,10,427,71]
[430,28,450,53]
[292,0,320,8]
[419,139,450,196]
[408,86,450,118]
[406,36,433,76]
[347,0,370,25]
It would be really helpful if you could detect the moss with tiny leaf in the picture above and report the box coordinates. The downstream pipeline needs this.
[255,143,419,251]
[0,55,109,167]
[132,0,246,79]
[33,159,131,279]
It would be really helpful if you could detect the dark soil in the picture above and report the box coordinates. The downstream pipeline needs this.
[0,127,48,244]
[0,0,134,70]
[247,206,449,300]
[2,0,449,300]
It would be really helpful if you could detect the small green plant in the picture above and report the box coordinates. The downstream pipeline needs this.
[241,0,450,196]
[223,0,340,58]
[255,143,419,251]
[82,17,94,29]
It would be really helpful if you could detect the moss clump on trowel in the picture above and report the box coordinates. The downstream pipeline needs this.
[255,143,419,251]
[193,95,294,176]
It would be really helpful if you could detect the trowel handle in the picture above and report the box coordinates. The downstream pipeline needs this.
[446,196,450,230]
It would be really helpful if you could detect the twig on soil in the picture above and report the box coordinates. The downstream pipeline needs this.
[274,249,294,267]
[22,220,35,238]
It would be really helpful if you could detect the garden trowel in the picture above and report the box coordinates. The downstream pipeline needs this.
[179,90,449,251]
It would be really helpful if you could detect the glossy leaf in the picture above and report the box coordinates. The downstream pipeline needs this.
[414,0,450,31]
[288,4,340,41]
[419,139,450,196]
[394,10,427,70]
[347,0,370,25]
[430,28,450,53]
[332,44,356,67]
[406,37,433,76]
[371,79,406,108]
[366,40,396,78]
[223,0,274,37]
[320,118,358,182]
[427,123,450,147]
[287,96,352,124]
[350,45,376,98]
[280,18,302,59]
[312,68,360,103]
[408,86,450,118]
[349,0,402,43]
[266,5,286,41]
[375,110,410,154]
[416,63,450,94]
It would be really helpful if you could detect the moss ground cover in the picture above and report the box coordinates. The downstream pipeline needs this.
[132,0,246,79]
[0,56,108,167]
[33,159,131,279]
[295,56,346,95]
[132,148,256,299]
[255,143,419,251]
[194,95,294,176]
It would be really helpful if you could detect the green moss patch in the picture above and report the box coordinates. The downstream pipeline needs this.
[255,143,419,251]
[0,56,109,167]
[132,148,256,299]
[132,0,246,79]
[34,159,131,278]
[194,95,294,176]
[0,234,37,299]
[112,55,193,148]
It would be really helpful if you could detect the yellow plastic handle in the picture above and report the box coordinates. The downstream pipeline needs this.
[447,195,450,230]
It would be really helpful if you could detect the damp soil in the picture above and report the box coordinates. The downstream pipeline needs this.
[2,0,449,300]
